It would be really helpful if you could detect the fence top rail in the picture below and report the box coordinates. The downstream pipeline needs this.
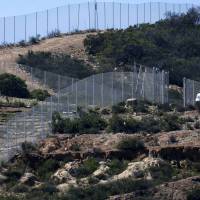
[0,1,198,19]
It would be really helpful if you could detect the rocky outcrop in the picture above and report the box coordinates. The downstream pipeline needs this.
[20,173,38,186]
[113,157,165,180]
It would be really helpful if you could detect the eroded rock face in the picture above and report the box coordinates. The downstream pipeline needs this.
[20,173,38,186]
[40,138,61,154]
[113,157,165,180]
[92,161,110,178]
[51,160,81,184]
[0,173,7,184]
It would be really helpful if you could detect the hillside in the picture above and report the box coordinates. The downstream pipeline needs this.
[0,102,200,200]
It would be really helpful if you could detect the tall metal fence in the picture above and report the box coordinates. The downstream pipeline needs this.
[0,2,197,44]
[0,65,169,162]
[183,78,200,107]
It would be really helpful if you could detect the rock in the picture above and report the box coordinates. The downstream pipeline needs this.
[56,183,71,193]
[52,169,74,184]
[113,157,165,180]
[40,137,61,154]
[0,173,7,184]
[93,161,110,178]
[52,160,81,183]
[20,173,37,186]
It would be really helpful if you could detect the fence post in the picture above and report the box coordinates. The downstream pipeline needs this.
[75,81,78,112]
[136,4,139,26]
[192,80,195,106]
[112,72,114,105]
[92,75,95,106]
[183,77,186,107]
[101,73,104,107]
[179,4,181,15]
[88,2,91,30]
[58,75,61,111]
[150,2,152,23]
[161,70,165,104]
[36,12,38,37]
[128,3,130,27]
[158,2,161,20]
[104,2,106,30]
[3,17,5,44]
[120,3,122,29]
[57,7,59,31]
[24,15,27,41]
[85,78,88,108]
[144,3,146,23]
[112,1,115,28]
[47,9,49,36]
[14,16,16,43]
[78,4,80,30]
[121,72,124,102]
[152,67,156,103]
[68,4,71,33]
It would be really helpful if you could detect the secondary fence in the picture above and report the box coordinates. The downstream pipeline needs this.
[183,78,200,107]
[0,2,197,44]
[0,65,169,162]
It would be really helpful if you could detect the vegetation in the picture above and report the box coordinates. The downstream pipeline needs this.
[117,138,145,152]
[30,89,50,101]
[187,189,200,200]
[17,51,95,79]
[52,111,107,134]
[65,179,152,200]
[84,8,200,86]
[0,73,29,98]
[75,158,99,178]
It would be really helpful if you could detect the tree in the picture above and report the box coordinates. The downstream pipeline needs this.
[0,73,29,98]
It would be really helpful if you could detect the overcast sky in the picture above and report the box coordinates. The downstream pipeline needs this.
[1,0,200,17]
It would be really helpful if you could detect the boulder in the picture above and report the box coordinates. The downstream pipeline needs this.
[113,157,165,180]
[40,138,61,154]
[0,173,7,184]
[20,173,37,186]
[56,183,71,193]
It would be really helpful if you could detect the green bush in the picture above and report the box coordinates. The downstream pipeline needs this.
[37,159,60,180]
[187,189,200,200]
[30,89,50,101]
[112,102,126,114]
[0,73,29,98]
[75,158,99,178]
[66,178,152,200]
[117,138,145,152]
[52,111,107,134]
[107,159,128,176]
[84,9,200,86]
[17,51,94,79]
[29,35,40,45]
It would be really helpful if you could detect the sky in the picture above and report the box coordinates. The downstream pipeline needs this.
[1,0,200,17]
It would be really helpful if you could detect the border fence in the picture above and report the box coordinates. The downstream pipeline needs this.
[0,64,169,162]
[183,78,200,107]
[0,2,197,45]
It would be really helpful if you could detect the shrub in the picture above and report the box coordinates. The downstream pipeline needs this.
[108,115,126,133]
[107,159,128,176]
[187,189,200,200]
[160,113,183,132]
[75,158,99,178]
[29,35,40,45]
[52,111,107,134]
[112,102,126,114]
[17,51,94,79]
[66,178,152,200]
[30,89,50,101]
[0,73,29,98]
[37,159,60,180]
[169,135,177,144]
[117,138,145,152]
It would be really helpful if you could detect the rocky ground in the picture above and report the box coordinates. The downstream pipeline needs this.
[0,103,200,200]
